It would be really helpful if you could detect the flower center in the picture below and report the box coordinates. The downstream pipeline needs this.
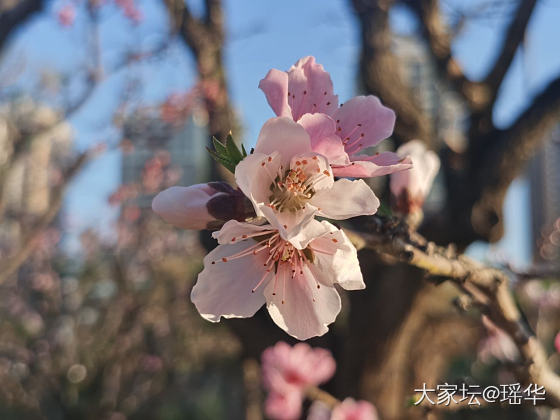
[211,229,320,304]
[268,167,315,213]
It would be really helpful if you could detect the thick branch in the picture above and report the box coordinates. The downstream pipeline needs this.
[347,216,560,407]
[0,0,44,53]
[470,75,560,241]
[349,0,432,145]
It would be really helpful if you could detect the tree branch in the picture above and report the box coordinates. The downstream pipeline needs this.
[162,0,235,181]
[349,0,432,146]
[0,0,44,53]
[470,75,560,242]
[484,0,537,103]
[405,0,491,110]
[346,216,560,407]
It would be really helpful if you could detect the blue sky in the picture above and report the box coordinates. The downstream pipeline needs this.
[5,0,560,264]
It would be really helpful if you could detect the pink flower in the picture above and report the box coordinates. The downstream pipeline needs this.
[236,117,379,243]
[390,140,440,215]
[262,342,336,393]
[191,219,365,340]
[262,342,336,420]
[331,398,378,420]
[57,4,76,27]
[152,183,226,230]
[555,332,560,353]
[259,56,411,178]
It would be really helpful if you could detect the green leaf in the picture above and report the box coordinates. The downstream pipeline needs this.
[225,133,243,163]
[207,133,247,173]
[211,136,227,155]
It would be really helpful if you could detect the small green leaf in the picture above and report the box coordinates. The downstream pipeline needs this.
[225,134,243,163]
[211,136,227,154]
[207,133,247,173]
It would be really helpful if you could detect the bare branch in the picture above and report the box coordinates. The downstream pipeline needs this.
[346,216,560,407]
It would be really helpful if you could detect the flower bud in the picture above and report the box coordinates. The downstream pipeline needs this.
[152,182,256,230]
[152,184,225,230]
[390,140,440,216]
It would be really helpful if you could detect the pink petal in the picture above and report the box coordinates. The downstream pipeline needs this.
[264,265,341,340]
[191,237,268,322]
[255,117,312,167]
[308,222,365,291]
[259,69,291,118]
[287,56,338,121]
[333,96,395,155]
[298,113,350,166]
[152,185,219,230]
[555,332,560,353]
[332,153,412,178]
[311,179,380,220]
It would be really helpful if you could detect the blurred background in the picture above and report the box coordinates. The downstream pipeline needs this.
[0,0,559,419]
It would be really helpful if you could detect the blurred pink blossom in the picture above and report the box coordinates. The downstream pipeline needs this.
[262,342,336,420]
[390,140,440,215]
[555,332,560,353]
[57,4,76,27]
[331,398,378,420]
[259,56,411,178]
[265,389,303,420]
[478,315,519,364]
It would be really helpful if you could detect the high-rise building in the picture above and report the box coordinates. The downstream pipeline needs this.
[529,128,560,263]
[0,98,73,256]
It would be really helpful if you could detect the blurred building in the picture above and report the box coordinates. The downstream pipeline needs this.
[392,34,468,153]
[529,127,560,263]
[0,98,73,255]
[120,104,209,210]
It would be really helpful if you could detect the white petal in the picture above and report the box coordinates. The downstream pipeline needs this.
[308,222,365,290]
[264,265,341,340]
[288,218,333,250]
[255,117,312,166]
[311,179,380,219]
[191,241,268,322]
[235,152,282,217]
[213,220,276,245]
[260,204,317,246]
